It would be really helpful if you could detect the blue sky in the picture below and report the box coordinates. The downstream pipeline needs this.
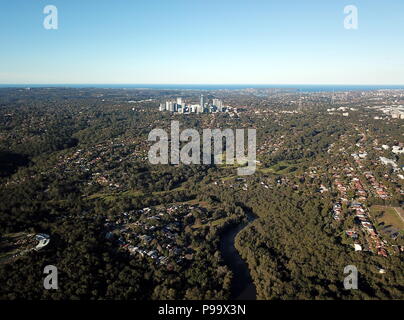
[0,0,403,84]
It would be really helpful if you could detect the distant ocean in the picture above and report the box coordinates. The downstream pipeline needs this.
[1,84,404,92]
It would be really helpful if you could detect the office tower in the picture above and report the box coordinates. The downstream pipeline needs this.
[177,97,182,106]
[165,101,175,112]
[213,98,223,112]
[159,103,164,111]
[200,95,204,110]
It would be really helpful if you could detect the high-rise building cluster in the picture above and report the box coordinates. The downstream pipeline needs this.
[159,95,227,114]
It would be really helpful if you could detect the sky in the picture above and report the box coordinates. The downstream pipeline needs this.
[0,0,403,85]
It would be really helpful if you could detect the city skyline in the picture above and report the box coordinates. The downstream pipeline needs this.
[159,95,227,113]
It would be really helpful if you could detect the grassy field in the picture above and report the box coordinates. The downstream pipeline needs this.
[192,215,238,229]
[370,205,404,230]
[258,161,300,174]
[192,217,229,229]
[87,184,186,202]
[182,199,210,208]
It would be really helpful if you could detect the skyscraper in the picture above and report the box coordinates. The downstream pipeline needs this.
[177,97,182,106]
[213,98,223,112]
[200,95,204,111]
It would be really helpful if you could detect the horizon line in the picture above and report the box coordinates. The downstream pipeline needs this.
[1,83,404,87]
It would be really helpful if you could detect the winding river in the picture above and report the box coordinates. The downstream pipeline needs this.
[219,213,257,300]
